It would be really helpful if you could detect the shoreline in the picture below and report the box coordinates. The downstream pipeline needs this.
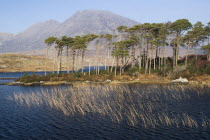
[3,79,210,87]
[1,71,210,87]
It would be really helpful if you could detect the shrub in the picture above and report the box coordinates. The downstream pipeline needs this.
[73,72,82,78]
[128,67,139,76]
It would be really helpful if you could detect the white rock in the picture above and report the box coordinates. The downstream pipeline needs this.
[106,79,112,82]
[172,77,189,83]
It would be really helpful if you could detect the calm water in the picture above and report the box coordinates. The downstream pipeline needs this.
[0,72,210,139]
[0,66,106,78]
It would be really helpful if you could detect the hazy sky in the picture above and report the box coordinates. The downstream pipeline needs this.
[1,0,210,33]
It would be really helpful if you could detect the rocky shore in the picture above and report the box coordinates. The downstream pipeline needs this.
[1,73,209,87]
[4,79,210,87]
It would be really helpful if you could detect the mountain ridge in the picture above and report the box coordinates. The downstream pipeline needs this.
[0,10,139,54]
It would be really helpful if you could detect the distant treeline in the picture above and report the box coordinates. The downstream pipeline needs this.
[45,19,210,76]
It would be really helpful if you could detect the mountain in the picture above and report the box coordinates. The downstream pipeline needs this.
[56,10,139,36]
[0,33,14,46]
[0,20,60,53]
[0,10,139,53]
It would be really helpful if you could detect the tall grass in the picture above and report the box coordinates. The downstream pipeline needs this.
[9,84,210,128]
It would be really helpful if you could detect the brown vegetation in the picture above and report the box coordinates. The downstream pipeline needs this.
[0,54,52,72]
[0,54,74,72]
[9,85,210,128]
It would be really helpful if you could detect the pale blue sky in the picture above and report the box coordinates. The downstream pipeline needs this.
[1,0,209,33]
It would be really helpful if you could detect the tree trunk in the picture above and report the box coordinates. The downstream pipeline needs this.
[53,50,56,74]
[175,37,179,67]
[115,58,118,76]
[59,55,62,73]
[105,48,108,71]
[107,48,110,73]
[172,47,176,70]
[156,46,158,62]
[208,54,210,61]
[76,50,80,72]
[185,43,190,66]
[138,55,141,71]
[149,48,152,75]
[120,65,122,76]
[67,47,70,73]
[95,43,99,75]
[105,59,107,71]
[145,44,149,74]
[158,46,161,69]
[143,48,145,68]
[115,64,117,76]
[153,47,155,70]
[163,45,166,66]
[174,36,180,68]
[45,46,49,75]
[153,56,156,70]
[98,62,100,75]
[72,49,76,72]
[57,51,59,74]
[111,57,115,73]
[194,47,197,61]
[89,62,91,75]
[57,50,62,74]
[120,57,124,76]
[81,49,85,74]
[131,47,135,68]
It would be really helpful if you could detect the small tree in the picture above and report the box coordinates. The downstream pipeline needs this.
[44,36,57,74]
[61,36,74,73]
[116,26,128,41]
[113,40,134,75]
[55,39,65,73]
[170,19,192,68]
[83,34,98,73]
[192,22,207,60]
[182,31,196,65]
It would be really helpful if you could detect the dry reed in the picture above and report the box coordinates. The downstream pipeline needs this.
[8,84,210,128]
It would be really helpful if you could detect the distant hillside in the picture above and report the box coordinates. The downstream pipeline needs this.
[0,54,53,72]
[0,10,139,53]
[0,20,60,53]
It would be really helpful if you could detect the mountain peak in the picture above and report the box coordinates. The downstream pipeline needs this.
[59,10,139,36]
[75,9,115,15]
[65,9,135,23]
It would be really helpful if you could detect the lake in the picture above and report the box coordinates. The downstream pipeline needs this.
[0,66,106,79]
[0,71,210,139]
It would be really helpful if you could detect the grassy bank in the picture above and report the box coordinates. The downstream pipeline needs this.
[12,70,170,86]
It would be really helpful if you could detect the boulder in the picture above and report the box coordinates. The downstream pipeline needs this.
[106,79,112,83]
[172,77,189,83]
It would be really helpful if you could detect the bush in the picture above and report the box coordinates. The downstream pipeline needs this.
[128,67,139,77]
[73,72,82,78]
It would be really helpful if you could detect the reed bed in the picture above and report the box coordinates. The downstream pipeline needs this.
[9,84,210,128]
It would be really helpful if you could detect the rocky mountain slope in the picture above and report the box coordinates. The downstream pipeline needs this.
[0,33,14,46]
[56,10,139,36]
